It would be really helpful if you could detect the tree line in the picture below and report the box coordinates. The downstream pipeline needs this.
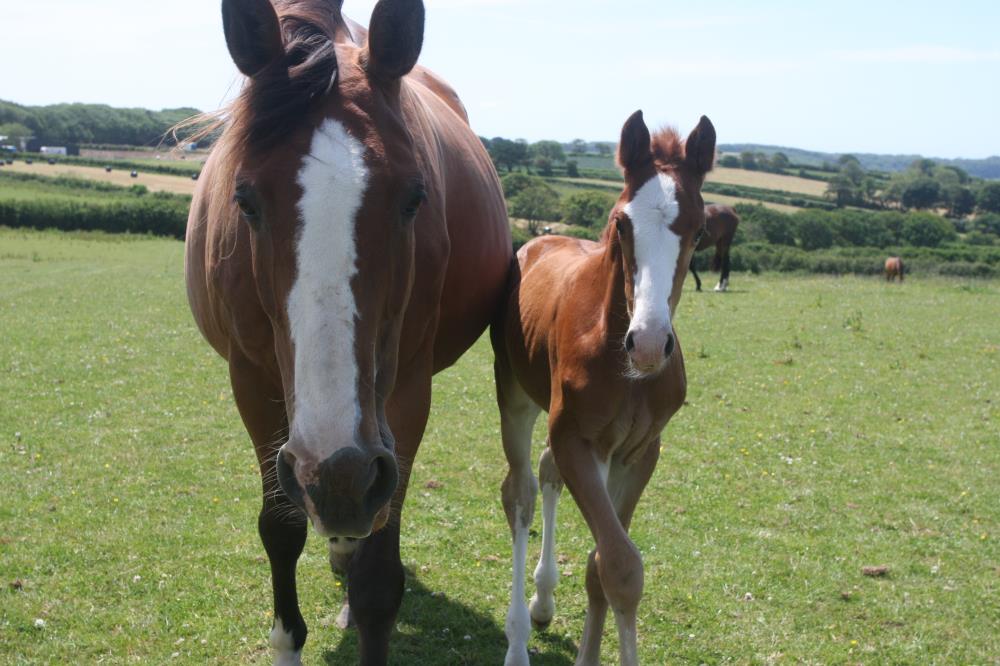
[0,100,201,148]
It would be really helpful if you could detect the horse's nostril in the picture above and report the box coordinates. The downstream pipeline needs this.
[363,451,397,516]
[664,333,675,358]
[625,331,635,353]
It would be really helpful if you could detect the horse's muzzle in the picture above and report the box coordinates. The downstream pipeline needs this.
[276,444,398,538]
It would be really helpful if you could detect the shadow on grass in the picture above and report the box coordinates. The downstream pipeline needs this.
[323,569,576,665]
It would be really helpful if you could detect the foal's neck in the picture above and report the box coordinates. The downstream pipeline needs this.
[597,226,631,344]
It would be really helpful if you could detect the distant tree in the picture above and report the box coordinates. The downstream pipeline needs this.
[596,143,613,156]
[570,139,588,154]
[510,184,560,235]
[740,151,759,171]
[500,172,542,199]
[531,140,566,163]
[838,154,860,166]
[796,215,834,250]
[770,152,790,171]
[901,213,956,247]
[479,136,492,153]
[565,160,579,178]
[976,182,1000,213]
[825,173,857,208]
[755,207,796,245]
[901,178,941,210]
[719,155,740,168]
[0,122,32,144]
[945,186,976,218]
[534,156,554,176]
[562,191,615,228]
[489,137,528,172]
[911,158,936,176]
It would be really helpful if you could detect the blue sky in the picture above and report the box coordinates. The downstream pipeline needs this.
[5,0,999,158]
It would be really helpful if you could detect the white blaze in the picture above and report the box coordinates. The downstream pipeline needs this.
[287,118,369,456]
[622,173,681,335]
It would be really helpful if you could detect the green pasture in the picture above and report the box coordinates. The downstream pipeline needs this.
[1,228,997,664]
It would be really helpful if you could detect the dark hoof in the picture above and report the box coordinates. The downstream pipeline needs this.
[531,617,551,632]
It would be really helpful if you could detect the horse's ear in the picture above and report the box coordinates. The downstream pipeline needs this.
[222,0,284,78]
[684,115,716,176]
[366,0,425,81]
[617,110,652,173]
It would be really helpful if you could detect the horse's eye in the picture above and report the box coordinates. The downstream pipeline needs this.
[234,194,257,220]
[402,189,427,218]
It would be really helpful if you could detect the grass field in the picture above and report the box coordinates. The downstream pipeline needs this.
[1,229,998,664]
[2,162,197,196]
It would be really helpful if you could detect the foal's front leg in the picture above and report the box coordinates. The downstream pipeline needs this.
[550,429,647,666]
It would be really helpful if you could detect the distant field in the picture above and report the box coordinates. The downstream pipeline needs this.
[1,228,997,664]
[551,177,803,213]
[709,166,828,197]
[3,162,197,196]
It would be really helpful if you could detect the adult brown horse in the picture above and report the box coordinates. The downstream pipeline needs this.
[493,111,715,665]
[689,203,739,292]
[184,0,511,663]
[885,256,904,281]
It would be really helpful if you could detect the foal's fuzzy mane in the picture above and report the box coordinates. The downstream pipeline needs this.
[650,127,685,167]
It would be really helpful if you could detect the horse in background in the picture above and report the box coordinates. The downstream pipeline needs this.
[689,203,739,292]
[885,256,904,281]
[492,110,715,666]
[184,0,511,663]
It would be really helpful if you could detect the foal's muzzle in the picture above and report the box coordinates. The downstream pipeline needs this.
[277,444,398,538]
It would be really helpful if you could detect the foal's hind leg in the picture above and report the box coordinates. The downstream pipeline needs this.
[495,356,542,666]
[529,446,563,629]
[230,354,307,666]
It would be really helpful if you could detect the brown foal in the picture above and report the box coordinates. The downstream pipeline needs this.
[492,110,716,665]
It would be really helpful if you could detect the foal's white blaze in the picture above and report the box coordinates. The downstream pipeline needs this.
[623,173,681,366]
[270,617,301,666]
[287,119,369,459]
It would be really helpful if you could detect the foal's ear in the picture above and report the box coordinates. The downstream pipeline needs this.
[684,115,717,176]
[366,0,425,81]
[617,110,652,172]
[222,0,284,78]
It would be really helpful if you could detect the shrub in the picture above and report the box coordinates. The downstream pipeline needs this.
[561,191,615,228]
[901,213,956,247]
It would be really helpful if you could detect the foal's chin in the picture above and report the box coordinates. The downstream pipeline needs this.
[625,360,668,380]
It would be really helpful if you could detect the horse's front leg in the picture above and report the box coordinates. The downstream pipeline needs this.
[550,425,645,666]
[230,354,308,666]
[349,360,433,666]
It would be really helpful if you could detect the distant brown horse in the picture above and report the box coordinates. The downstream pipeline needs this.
[492,111,715,666]
[689,203,739,292]
[885,256,904,281]
[184,0,511,663]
